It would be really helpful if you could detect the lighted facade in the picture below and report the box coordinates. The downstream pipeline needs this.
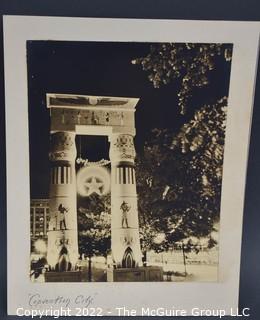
[30,199,50,240]
[46,93,142,271]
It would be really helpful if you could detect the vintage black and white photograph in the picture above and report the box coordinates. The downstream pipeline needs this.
[5,15,260,316]
[28,40,233,283]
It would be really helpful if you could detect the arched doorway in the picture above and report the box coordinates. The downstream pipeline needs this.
[122,247,136,268]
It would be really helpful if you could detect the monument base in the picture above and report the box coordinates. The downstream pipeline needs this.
[107,266,163,282]
[44,271,82,282]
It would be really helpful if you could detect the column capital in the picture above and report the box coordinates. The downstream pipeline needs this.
[49,131,76,162]
[109,133,136,163]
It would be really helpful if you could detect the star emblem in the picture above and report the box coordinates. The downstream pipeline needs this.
[77,166,110,197]
[84,176,104,196]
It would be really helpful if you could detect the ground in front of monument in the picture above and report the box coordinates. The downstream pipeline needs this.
[31,243,218,282]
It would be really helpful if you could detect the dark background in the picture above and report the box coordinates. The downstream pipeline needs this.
[1,1,260,319]
[27,41,231,198]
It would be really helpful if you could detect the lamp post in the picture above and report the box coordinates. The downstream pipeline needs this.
[181,241,187,277]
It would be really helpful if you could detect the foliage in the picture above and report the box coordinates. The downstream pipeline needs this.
[77,193,111,257]
[132,43,232,114]
[136,97,227,252]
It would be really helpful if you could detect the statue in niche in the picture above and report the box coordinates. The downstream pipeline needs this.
[58,203,68,230]
[120,201,131,228]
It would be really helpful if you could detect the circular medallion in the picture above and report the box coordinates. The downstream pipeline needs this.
[89,97,98,105]
[77,166,110,197]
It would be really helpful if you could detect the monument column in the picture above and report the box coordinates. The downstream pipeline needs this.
[47,131,79,271]
[109,133,142,268]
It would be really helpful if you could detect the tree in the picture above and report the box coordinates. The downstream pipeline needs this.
[136,97,227,252]
[132,43,231,254]
[132,43,232,114]
[77,193,111,259]
[77,192,111,281]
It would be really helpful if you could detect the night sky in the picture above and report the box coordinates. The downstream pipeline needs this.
[27,41,232,198]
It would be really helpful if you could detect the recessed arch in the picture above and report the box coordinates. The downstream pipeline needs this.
[122,247,136,268]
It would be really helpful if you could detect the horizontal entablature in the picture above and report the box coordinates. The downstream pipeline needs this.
[47,93,139,111]
[49,107,136,134]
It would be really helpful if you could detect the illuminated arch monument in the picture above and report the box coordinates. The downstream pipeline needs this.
[45,93,164,282]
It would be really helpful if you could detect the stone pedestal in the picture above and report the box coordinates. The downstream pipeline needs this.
[44,271,82,282]
[47,131,79,271]
[107,266,163,282]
